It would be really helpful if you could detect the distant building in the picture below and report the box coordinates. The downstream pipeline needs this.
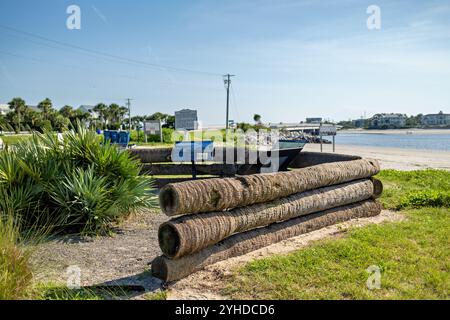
[78,105,99,119]
[306,117,322,124]
[369,113,407,129]
[175,109,198,130]
[0,104,10,116]
[352,119,366,128]
[422,111,450,127]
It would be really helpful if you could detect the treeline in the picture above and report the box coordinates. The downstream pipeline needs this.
[338,114,425,129]
[0,97,176,133]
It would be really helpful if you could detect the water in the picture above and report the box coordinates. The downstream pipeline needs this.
[336,132,450,152]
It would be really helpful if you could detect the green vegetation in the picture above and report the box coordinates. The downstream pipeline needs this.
[144,290,168,300]
[0,125,156,235]
[224,170,450,300]
[0,134,31,146]
[0,215,33,300]
[0,97,177,134]
[376,169,450,209]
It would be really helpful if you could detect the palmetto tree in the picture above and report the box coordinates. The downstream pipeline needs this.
[93,103,108,128]
[37,98,53,120]
[8,97,27,132]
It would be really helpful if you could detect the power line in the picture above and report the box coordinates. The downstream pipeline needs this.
[0,24,222,77]
[230,83,240,123]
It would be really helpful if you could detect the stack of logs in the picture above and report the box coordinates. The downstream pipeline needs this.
[152,158,383,282]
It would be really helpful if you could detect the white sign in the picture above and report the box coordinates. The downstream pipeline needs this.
[144,121,161,135]
[319,124,337,136]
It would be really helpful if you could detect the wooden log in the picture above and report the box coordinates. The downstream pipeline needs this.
[159,158,380,216]
[289,151,362,169]
[152,200,382,282]
[158,179,382,258]
[129,147,172,163]
[141,163,238,176]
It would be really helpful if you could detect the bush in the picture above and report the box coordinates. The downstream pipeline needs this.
[398,190,450,209]
[0,125,156,234]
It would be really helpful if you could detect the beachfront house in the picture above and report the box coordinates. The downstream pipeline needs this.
[422,111,450,127]
[0,104,11,116]
[369,113,407,129]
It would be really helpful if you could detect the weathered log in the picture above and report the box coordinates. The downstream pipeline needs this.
[141,163,238,176]
[158,179,382,258]
[288,151,362,169]
[129,147,172,163]
[159,158,380,216]
[152,200,382,282]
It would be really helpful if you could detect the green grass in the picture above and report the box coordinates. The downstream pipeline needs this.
[376,169,450,209]
[143,290,167,300]
[0,215,33,300]
[0,134,31,146]
[224,170,450,300]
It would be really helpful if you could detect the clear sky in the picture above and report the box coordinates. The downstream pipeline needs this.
[0,0,449,124]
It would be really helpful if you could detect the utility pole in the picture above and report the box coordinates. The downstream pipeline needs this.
[126,98,132,132]
[223,74,235,131]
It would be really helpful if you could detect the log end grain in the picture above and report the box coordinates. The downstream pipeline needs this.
[151,256,169,281]
[371,178,384,199]
[158,222,181,259]
[159,184,179,216]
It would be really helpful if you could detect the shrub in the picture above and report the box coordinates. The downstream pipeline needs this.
[0,125,156,234]
[397,190,450,209]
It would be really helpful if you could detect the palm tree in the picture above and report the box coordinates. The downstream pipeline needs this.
[37,98,53,120]
[253,114,262,124]
[93,103,108,128]
[8,97,26,132]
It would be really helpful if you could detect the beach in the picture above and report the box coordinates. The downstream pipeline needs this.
[304,143,450,171]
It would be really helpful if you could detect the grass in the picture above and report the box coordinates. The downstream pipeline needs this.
[0,134,31,146]
[376,169,450,209]
[224,170,450,300]
[0,215,33,300]
[144,290,168,300]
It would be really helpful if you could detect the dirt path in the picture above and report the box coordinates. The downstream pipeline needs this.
[31,209,404,300]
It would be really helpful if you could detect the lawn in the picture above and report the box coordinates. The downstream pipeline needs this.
[224,170,450,300]
[0,134,31,146]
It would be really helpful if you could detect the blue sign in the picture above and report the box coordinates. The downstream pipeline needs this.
[172,140,214,162]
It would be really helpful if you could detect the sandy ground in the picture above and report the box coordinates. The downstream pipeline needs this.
[31,208,404,300]
[304,143,450,171]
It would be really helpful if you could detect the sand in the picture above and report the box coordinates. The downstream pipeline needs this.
[304,144,450,171]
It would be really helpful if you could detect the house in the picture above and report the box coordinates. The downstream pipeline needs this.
[352,118,366,128]
[0,104,10,116]
[369,113,407,129]
[77,105,99,119]
[422,111,450,127]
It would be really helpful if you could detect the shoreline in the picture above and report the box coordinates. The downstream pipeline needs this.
[304,143,450,171]
[339,128,450,135]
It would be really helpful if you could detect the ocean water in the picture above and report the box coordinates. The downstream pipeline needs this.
[336,133,450,152]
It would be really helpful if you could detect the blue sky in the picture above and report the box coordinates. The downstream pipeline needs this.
[0,0,449,124]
